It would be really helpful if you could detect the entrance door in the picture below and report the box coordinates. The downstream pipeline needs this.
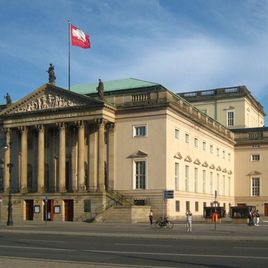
[64,200,74,221]
[264,203,268,216]
[43,199,54,221]
[25,200,34,221]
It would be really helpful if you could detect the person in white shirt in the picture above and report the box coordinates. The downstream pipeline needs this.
[186,210,193,232]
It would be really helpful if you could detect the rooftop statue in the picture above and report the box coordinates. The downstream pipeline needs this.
[4,93,12,106]
[47,63,56,84]
[96,79,104,100]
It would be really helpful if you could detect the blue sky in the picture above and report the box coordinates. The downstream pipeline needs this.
[1,0,268,124]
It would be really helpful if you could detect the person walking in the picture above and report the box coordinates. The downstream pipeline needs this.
[149,209,153,225]
[255,210,260,226]
[186,210,193,232]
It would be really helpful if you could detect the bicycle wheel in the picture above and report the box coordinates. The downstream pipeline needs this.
[167,221,174,229]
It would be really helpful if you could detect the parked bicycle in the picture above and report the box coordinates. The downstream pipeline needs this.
[151,217,174,230]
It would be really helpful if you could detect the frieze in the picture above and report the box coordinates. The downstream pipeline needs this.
[14,93,84,113]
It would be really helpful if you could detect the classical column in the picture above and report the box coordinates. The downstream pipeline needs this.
[3,128,11,192]
[20,126,28,193]
[89,125,98,192]
[71,127,77,192]
[37,125,45,192]
[97,120,105,192]
[77,121,85,191]
[107,123,115,191]
[58,122,66,192]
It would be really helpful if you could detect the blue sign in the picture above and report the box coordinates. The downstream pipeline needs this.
[45,195,48,202]
[164,190,174,199]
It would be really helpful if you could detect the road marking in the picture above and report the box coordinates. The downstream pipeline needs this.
[0,245,75,252]
[85,249,268,260]
[115,243,172,247]
[19,239,65,243]
[234,246,268,250]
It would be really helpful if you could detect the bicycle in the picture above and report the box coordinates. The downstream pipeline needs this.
[151,217,174,230]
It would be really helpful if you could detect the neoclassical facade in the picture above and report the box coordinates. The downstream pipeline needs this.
[0,79,266,222]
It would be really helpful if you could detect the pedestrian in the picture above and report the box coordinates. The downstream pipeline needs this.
[149,209,153,225]
[186,210,193,232]
[255,210,260,226]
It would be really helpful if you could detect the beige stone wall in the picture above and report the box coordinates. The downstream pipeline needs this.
[234,143,268,214]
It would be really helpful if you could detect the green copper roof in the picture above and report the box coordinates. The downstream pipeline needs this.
[71,78,160,95]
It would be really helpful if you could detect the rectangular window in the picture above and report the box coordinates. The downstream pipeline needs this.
[135,161,146,189]
[194,138,198,148]
[175,200,180,212]
[175,129,179,139]
[194,168,198,193]
[217,174,220,195]
[216,148,219,157]
[227,111,234,126]
[228,176,231,196]
[133,125,146,137]
[202,170,206,193]
[175,162,179,190]
[228,153,231,161]
[186,201,190,211]
[251,177,260,196]
[195,201,199,212]
[223,150,225,159]
[203,141,206,151]
[210,172,213,194]
[185,133,189,144]
[210,145,213,154]
[185,165,189,192]
[251,154,260,161]
[223,175,225,196]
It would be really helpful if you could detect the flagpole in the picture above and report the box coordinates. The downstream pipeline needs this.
[68,20,71,91]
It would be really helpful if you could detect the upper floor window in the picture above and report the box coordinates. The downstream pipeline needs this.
[251,154,260,161]
[210,145,213,154]
[227,111,234,126]
[133,125,147,137]
[216,148,219,157]
[194,138,198,148]
[175,162,179,190]
[203,141,206,151]
[175,129,179,139]
[251,177,260,196]
[185,133,189,144]
[223,150,225,159]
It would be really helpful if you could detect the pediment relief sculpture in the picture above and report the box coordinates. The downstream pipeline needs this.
[184,156,192,162]
[174,152,183,159]
[193,159,201,165]
[128,150,148,158]
[13,93,85,113]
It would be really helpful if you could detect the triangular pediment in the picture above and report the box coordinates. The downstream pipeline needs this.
[202,161,208,167]
[174,152,183,160]
[128,150,148,158]
[1,84,104,116]
[247,170,262,176]
[193,159,201,165]
[184,155,192,162]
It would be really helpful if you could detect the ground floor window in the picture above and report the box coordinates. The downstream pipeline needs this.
[134,160,146,189]
[175,200,180,212]
[251,177,260,196]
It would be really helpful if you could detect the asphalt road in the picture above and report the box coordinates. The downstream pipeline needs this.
[0,222,268,267]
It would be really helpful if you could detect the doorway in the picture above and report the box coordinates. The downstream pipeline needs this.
[64,199,74,221]
[43,199,54,221]
[25,200,34,221]
[264,203,268,216]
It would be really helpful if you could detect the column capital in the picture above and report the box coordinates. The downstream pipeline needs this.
[35,124,45,131]
[105,122,115,131]
[56,122,66,129]
[18,126,28,133]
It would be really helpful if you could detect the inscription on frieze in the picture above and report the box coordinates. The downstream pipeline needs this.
[14,94,84,113]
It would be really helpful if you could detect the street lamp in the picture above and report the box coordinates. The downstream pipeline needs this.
[7,163,13,226]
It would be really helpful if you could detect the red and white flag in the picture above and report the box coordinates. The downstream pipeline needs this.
[70,24,90,48]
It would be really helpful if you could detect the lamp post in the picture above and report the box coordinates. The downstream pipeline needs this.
[7,163,13,226]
